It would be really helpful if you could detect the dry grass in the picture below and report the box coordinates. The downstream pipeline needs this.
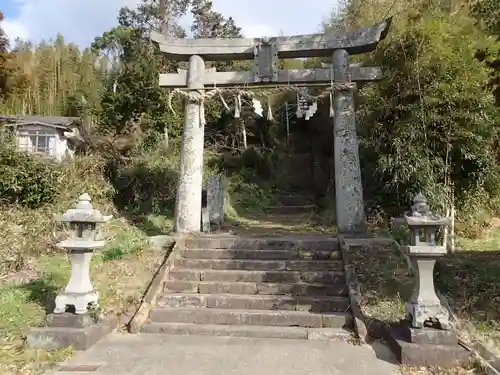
[399,361,488,374]
[0,154,171,375]
[0,247,164,375]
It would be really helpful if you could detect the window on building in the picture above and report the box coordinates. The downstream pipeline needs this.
[18,129,56,155]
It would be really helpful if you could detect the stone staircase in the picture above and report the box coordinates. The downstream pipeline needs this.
[141,236,354,340]
[266,194,317,215]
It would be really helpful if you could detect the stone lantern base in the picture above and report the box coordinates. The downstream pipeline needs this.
[385,319,471,367]
[26,312,118,351]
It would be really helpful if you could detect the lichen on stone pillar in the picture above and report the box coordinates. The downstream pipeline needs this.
[332,49,365,234]
[174,55,206,233]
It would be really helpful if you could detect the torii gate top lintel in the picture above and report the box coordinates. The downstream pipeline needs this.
[150,18,392,62]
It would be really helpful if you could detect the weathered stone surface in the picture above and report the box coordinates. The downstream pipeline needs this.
[385,325,471,367]
[207,174,224,226]
[307,328,352,341]
[333,49,365,234]
[149,308,342,328]
[141,322,309,339]
[151,19,391,61]
[164,280,199,293]
[181,248,341,261]
[169,281,348,297]
[198,281,258,295]
[198,270,303,283]
[58,332,401,374]
[26,315,117,351]
[174,55,206,233]
[156,293,350,312]
[402,194,452,330]
[53,194,112,316]
[157,294,206,308]
[204,294,296,311]
[296,296,350,312]
[146,233,352,341]
[201,207,210,233]
[177,259,287,271]
[284,260,343,271]
[176,258,348,271]
[170,269,345,284]
[169,269,201,281]
[183,237,339,251]
[159,67,384,87]
[45,312,95,328]
[405,325,458,346]
[300,271,344,284]
[256,282,348,297]
[390,337,470,367]
[322,312,353,328]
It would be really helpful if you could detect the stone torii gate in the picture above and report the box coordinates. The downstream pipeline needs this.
[151,19,391,234]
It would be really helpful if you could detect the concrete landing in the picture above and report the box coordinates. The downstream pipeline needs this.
[52,333,402,375]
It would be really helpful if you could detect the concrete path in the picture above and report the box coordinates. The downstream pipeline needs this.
[52,333,402,375]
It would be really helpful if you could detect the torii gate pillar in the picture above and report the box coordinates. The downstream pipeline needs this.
[175,55,206,233]
[333,49,366,234]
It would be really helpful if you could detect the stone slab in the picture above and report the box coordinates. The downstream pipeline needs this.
[402,324,458,346]
[27,315,117,351]
[164,280,348,297]
[180,248,342,261]
[51,332,401,375]
[45,312,95,328]
[157,293,350,312]
[141,322,309,339]
[385,326,471,367]
[149,308,352,328]
[183,236,339,251]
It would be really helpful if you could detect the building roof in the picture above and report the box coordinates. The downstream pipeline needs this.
[0,115,79,130]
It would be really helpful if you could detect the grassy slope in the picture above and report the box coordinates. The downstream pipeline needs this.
[0,154,169,375]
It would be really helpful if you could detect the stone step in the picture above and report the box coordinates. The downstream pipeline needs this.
[183,237,338,250]
[278,195,315,206]
[149,308,352,328]
[157,293,350,312]
[176,259,344,271]
[163,280,348,297]
[266,205,317,215]
[169,269,345,284]
[181,248,341,261]
[141,322,353,341]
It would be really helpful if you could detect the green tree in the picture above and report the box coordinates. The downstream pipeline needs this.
[0,11,11,98]
[92,0,191,144]
[353,6,500,218]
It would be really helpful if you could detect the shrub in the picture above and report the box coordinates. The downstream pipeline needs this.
[0,142,61,208]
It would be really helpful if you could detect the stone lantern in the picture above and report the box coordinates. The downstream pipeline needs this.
[403,193,451,330]
[27,193,115,351]
[385,193,470,367]
[54,193,112,314]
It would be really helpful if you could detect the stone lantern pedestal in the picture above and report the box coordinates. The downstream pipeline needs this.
[27,194,118,351]
[386,194,470,367]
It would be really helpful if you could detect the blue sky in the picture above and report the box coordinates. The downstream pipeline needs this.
[0,0,337,48]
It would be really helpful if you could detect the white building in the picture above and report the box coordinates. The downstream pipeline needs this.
[0,115,80,161]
